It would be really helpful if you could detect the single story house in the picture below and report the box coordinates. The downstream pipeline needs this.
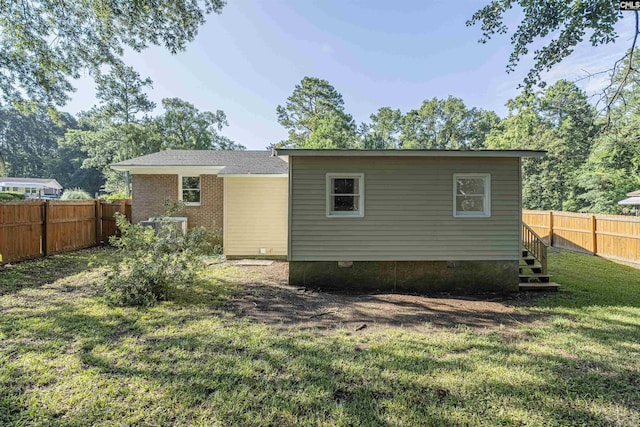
[276,149,545,292]
[0,177,63,198]
[111,150,288,259]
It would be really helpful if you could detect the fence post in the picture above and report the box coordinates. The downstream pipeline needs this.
[591,215,597,255]
[95,200,102,244]
[41,200,49,256]
[549,211,554,247]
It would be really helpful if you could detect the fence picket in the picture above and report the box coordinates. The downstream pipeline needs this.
[0,200,132,264]
[523,209,640,265]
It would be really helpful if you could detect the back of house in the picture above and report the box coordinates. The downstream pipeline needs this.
[278,149,544,292]
[113,148,545,293]
[112,150,288,259]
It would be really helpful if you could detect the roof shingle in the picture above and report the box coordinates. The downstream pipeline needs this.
[111,150,288,175]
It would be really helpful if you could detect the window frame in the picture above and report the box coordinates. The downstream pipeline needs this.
[453,173,491,218]
[179,175,202,206]
[325,173,365,218]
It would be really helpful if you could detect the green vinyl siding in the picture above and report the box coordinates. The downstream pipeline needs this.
[289,156,521,262]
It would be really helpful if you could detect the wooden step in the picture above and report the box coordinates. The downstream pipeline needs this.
[519,266,543,274]
[519,273,552,283]
[522,249,530,258]
[519,282,560,291]
[519,259,539,266]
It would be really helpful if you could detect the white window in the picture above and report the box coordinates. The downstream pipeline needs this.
[180,176,201,206]
[326,173,364,217]
[453,174,491,217]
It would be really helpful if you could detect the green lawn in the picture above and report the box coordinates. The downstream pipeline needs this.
[1,248,639,426]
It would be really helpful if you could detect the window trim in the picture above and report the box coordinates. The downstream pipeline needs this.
[179,175,202,206]
[326,173,365,218]
[453,173,491,218]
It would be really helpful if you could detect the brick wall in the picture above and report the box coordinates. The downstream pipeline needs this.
[182,175,224,234]
[131,174,223,234]
[131,175,178,224]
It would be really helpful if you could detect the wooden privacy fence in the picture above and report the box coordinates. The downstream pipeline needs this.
[523,210,640,265]
[0,199,132,264]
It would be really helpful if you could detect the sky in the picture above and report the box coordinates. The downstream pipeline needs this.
[65,0,637,150]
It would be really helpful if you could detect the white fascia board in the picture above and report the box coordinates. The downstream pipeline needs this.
[110,165,224,175]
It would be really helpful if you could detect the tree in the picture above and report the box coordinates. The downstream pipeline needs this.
[467,1,623,90]
[360,107,403,149]
[94,64,156,124]
[486,80,597,210]
[570,55,640,213]
[276,77,357,148]
[62,65,161,192]
[0,106,75,177]
[159,98,243,150]
[46,135,103,195]
[0,0,226,107]
[400,97,497,149]
[69,117,164,192]
[0,105,103,193]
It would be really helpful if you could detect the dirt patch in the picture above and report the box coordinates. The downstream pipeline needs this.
[214,261,544,333]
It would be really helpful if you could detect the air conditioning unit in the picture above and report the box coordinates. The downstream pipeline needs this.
[140,216,188,235]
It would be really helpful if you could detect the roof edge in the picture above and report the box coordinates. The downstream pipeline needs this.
[276,149,546,158]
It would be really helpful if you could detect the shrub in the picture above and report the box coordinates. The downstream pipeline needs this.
[0,191,26,200]
[98,191,128,203]
[104,207,215,307]
[60,188,93,200]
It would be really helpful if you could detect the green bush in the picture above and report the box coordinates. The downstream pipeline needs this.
[0,191,26,200]
[98,191,129,203]
[104,209,215,307]
[60,188,92,200]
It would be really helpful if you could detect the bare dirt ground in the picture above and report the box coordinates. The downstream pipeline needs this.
[219,261,543,333]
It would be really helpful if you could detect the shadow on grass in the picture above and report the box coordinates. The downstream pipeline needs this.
[0,246,119,296]
[529,248,640,309]
[1,250,640,425]
[8,299,635,425]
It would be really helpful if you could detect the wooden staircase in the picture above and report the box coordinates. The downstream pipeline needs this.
[520,222,560,291]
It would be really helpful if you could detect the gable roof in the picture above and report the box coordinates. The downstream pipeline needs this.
[111,150,288,175]
[276,149,546,158]
[0,177,62,189]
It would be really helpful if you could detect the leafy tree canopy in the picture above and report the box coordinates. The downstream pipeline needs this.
[0,0,226,108]
[467,1,623,88]
[160,98,244,150]
[571,52,640,213]
[276,77,357,148]
[400,96,498,150]
[0,105,75,177]
[486,80,598,210]
[360,107,403,149]
[94,64,156,124]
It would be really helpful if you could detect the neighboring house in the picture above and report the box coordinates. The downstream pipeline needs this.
[111,150,288,258]
[0,177,63,198]
[277,149,545,292]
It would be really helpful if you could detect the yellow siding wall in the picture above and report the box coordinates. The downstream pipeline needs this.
[223,177,288,257]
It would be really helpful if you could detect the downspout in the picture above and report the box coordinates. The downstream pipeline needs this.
[124,171,131,198]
